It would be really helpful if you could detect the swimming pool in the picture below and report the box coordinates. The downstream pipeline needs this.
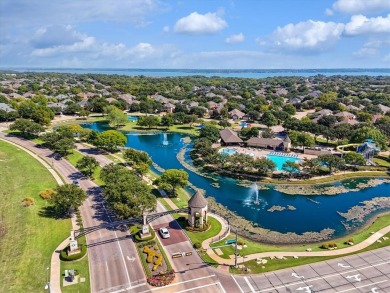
[220,148,237,155]
[266,154,301,171]
[127,116,139,122]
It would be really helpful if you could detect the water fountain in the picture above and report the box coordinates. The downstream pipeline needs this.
[162,133,168,146]
[251,182,260,205]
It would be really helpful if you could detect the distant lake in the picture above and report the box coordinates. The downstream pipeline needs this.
[82,122,390,238]
[6,68,390,78]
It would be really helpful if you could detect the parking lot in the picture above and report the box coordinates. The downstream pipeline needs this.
[233,246,390,292]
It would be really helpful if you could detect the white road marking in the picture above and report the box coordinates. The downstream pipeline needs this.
[292,272,305,279]
[217,281,227,293]
[337,263,351,268]
[105,261,109,272]
[127,256,135,262]
[296,285,313,292]
[231,275,245,293]
[372,288,379,293]
[147,274,216,291]
[175,282,224,293]
[101,203,132,288]
[258,260,390,292]
[336,279,388,293]
[346,274,361,282]
[110,289,125,293]
[244,277,256,292]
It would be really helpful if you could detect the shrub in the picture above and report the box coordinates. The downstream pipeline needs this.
[193,242,202,249]
[147,269,175,287]
[237,239,246,246]
[143,246,157,263]
[39,188,56,200]
[321,243,329,249]
[60,244,87,261]
[134,226,156,242]
[21,197,34,207]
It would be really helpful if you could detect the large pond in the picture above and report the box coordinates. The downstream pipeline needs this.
[83,122,390,237]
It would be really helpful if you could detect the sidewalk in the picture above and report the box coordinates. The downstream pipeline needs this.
[206,225,390,266]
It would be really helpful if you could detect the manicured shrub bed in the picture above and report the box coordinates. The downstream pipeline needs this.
[147,269,175,287]
[60,244,87,261]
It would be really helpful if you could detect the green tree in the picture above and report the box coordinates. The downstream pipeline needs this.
[261,128,275,138]
[317,154,345,174]
[350,126,388,150]
[157,169,189,197]
[282,161,300,178]
[137,115,160,129]
[343,152,365,166]
[161,113,175,127]
[105,105,127,128]
[254,157,276,176]
[240,127,260,140]
[199,124,220,143]
[76,156,99,177]
[31,106,54,125]
[282,104,296,115]
[218,120,231,129]
[123,148,152,175]
[301,158,320,177]
[51,184,86,217]
[261,111,277,128]
[96,130,127,152]
[101,164,156,219]
[10,118,44,136]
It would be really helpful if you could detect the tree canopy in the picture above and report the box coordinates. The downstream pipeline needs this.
[51,184,87,217]
[156,169,189,197]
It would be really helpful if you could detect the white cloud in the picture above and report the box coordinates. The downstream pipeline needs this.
[325,9,334,16]
[174,12,227,34]
[353,37,390,58]
[163,26,170,32]
[332,0,390,14]
[225,33,245,44]
[259,20,344,53]
[344,14,390,36]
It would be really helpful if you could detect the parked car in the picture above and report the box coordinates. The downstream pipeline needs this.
[159,227,170,239]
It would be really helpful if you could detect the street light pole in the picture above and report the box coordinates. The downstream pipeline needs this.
[234,227,238,268]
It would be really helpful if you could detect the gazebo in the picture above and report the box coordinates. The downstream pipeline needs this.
[188,191,208,228]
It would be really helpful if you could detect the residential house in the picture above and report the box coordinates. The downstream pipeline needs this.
[288,97,302,105]
[378,104,390,114]
[0,103,16,112]
[228,109,246,120]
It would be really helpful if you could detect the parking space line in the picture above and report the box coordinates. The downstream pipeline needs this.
[336,279,388,293]
[175,282,223,293]
[231,275,245,293]
[258,260,390,292]
[244,277,256,292]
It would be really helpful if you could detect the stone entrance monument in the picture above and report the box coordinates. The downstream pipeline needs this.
[188,191,208,228]
[140,213,151,238]
[68,231,81,255]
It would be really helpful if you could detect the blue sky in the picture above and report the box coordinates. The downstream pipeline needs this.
[1,0,389,69]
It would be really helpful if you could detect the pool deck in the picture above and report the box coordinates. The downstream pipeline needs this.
[220,146,318,161]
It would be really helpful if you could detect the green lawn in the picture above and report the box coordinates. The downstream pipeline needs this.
[374,158,390,167]
[60,236,90,293]
[170,188,190,208]
[66,150,103,185]
[211,213,390,259]
[0,141,71,292]
[175,215,222,245]
[230,232,390,274]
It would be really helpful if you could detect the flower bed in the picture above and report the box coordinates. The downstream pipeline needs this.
[147,269,175,287]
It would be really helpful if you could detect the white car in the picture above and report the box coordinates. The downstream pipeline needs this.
[159,227,170,239]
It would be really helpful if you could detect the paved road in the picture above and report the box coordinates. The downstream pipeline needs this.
[146,201,234,293]
[0,134,149,293]
[232,246,390,293]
